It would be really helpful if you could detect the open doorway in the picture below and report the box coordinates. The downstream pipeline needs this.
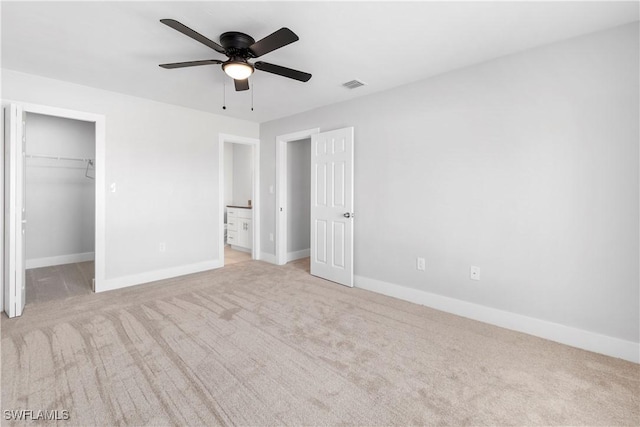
[218,134,260,266]
[24,113,96,304]
[283,138,312,262]
[275,128,319,265]
[275,127,355,286]
[4,102,105,317]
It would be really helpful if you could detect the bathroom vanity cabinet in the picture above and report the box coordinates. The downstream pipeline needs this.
[227,206,252,250]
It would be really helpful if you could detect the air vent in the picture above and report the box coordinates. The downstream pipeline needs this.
[342,79,366,89]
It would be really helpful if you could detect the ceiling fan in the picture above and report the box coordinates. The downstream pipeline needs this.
[159,19,312,91]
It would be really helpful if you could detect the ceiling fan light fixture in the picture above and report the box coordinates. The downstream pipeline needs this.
[223,61,254,80]
[160,20,312,91]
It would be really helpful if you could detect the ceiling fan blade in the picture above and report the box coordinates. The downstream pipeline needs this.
[249,28,299,58]
[234,79,250,91]
[160,19,226,54]
[255,61,311,82]
[159,59,223,69]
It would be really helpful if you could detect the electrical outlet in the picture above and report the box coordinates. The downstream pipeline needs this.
[416,257,426,271]
[269,233,274,242]
[470,266,480,281]
[159,242,166,252]
[110,182,117,193]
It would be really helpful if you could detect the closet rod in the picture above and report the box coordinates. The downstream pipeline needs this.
[26,154,94,162]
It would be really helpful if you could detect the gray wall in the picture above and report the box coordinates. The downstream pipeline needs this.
[3,69,259,284]
[260,23,639,343]
[232,143,253,206]
[286,138,311,253]
[25,113,95,262]
[224,142,234,209]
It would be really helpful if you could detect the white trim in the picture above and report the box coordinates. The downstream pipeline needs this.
[4,104,23,317]
[4,100,107,295]
[0,104,4,313]
[355,275,640,364]
[26,252,95,269]
[218,133,260,265]
[4,101,102,123]
[0,68,3,313]
[259,252,277,264]
[275,128,319,265]
[286,249,310,262]
[94,117,106,291]
[98,260,222,293]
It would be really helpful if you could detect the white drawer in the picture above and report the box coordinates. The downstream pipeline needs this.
[227,230,237,244]
[227,207,238,217]
[226,219,238,231]
[235,208,252,219]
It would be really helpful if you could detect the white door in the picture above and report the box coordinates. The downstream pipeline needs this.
[4,104,26,317]
[310,127,354,287]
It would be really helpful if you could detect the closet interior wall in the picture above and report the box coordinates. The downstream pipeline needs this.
[286,138,311,256]
[25,113,96,268]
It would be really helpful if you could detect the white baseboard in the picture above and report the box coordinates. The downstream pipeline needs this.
[97,259,223,293]
[259,252,277,264]
[354,275,639,364]
[26,252,95,269]
[286,249,310,262]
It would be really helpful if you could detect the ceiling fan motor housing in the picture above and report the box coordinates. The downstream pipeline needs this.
[220,31,256,57]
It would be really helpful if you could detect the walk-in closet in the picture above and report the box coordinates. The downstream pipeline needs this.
[24,112,96,304]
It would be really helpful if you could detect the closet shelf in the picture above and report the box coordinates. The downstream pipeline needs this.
[26,154,95,179]
[26,154,94,162]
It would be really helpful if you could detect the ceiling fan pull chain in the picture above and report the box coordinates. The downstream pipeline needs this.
[222,81,227,110]
[251,80,254,111]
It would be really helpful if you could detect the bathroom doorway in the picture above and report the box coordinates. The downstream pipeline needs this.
[218,134,260,266]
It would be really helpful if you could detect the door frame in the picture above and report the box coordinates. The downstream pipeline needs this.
[3,104,24,317]
[218,133,260,263]
[275,128,320,265]
[3,100,106,314]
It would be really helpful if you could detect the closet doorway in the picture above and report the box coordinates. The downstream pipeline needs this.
[275,126,355,287]
[25,113,96,303]
[279,137,312,263]
[275,128,319,265]
[4,102,105,317]
[218,134,260,266]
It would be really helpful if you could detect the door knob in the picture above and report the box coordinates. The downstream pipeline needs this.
[343,212,354,218]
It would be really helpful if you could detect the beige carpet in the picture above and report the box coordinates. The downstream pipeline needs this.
[26,261,94,304]
[2,258,638,426]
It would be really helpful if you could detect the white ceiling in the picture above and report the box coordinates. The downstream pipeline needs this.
[2,1,638,123]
